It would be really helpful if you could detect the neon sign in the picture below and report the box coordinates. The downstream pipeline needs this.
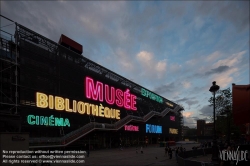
[36,92,120,120]
[169,128,178,134]
[146,124,162,134]
[124,125,139,131]
[170,116,175,121]
[141,88,163,103]
[166,102,174,107]
[85,76,137,111]
[27,114,70,127]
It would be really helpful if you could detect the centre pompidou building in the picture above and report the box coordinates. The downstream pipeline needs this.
[0,16,184,149]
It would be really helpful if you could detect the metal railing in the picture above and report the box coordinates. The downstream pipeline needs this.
[29,106,181,148]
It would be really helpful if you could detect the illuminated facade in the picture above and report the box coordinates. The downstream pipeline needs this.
[0,18,184,149]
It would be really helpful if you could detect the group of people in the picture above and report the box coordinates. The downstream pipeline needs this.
[165,146,186,159]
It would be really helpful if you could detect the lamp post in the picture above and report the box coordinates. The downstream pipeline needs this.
[209,81,220,161]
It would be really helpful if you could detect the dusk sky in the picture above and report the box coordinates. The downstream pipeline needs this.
[1,1,249,128]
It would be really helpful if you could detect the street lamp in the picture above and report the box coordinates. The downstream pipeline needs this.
[209,81,220,161]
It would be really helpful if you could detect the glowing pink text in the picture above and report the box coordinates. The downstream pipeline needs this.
[124,125,139,131]
[85,76,137,111]
[170,116,175,121]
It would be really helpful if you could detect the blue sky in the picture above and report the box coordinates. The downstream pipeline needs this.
[1,1,249,128]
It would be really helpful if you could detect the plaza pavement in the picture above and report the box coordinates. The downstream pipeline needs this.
[7,143,201,166]
[83,143,201,166]
[187,154,212,163]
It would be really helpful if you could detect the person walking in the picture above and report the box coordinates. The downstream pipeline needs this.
[165,146,168,156]
[175,147,179,158]
[120,143,123,150]
[140,146,143,154]
[175,147,179,163]
[85,143,90,157]
[168,148,172,159]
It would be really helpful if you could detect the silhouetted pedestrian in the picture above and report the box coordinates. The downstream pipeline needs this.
[85,143,90,157]
[168,148,172,159]
[165,146,168,156]
[175,147,179,158]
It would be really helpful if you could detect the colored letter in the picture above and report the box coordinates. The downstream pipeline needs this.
[64,118,70,127]
[141,88,146,96]
[55,118,63,126]
[130,94,137,111]
[72,100,77,113]
[115,89,123,107]
[85,103,90,115]
[65,98,72,112]
[27,115,35,125]
[99,104,104,117]
[55,96,64,110]
[40,116,48,125]
[105,85,115,105]
[124,89,131,109]
[110,109,116,119]
[104,107,110,118]
[85,77,103,101]
[48,95,54,109]
[36,92,48,108]
[77,101,85,114]
[146,124,150,133]
[115,109,120,120]
[91,104,98,116]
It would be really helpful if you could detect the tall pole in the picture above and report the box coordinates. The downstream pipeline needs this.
[213,92,216,141]
[210,81,219,162]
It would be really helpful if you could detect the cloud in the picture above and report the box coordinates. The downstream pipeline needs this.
[182,81,191,89]
[205,51,222,62]
[136,51,167,79]
[174,97,198,109]
[115,49,135,71]
[183,112,193,118]
[169,63,182,73]
[185,59,198,66]
[194,1,249,32]
[175,97,190,103]
[154,82,176,94]
[213,51,245,68]
[205,66,230,76]
[185,100,199,109]
[182,112,197,128]
[186,51,246,88]
[193,16,204,30]
[198,105,213,117]
[211,51,246,88]
[155,59,167,73]
[212,68,238,88]
[137,51,153,66]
